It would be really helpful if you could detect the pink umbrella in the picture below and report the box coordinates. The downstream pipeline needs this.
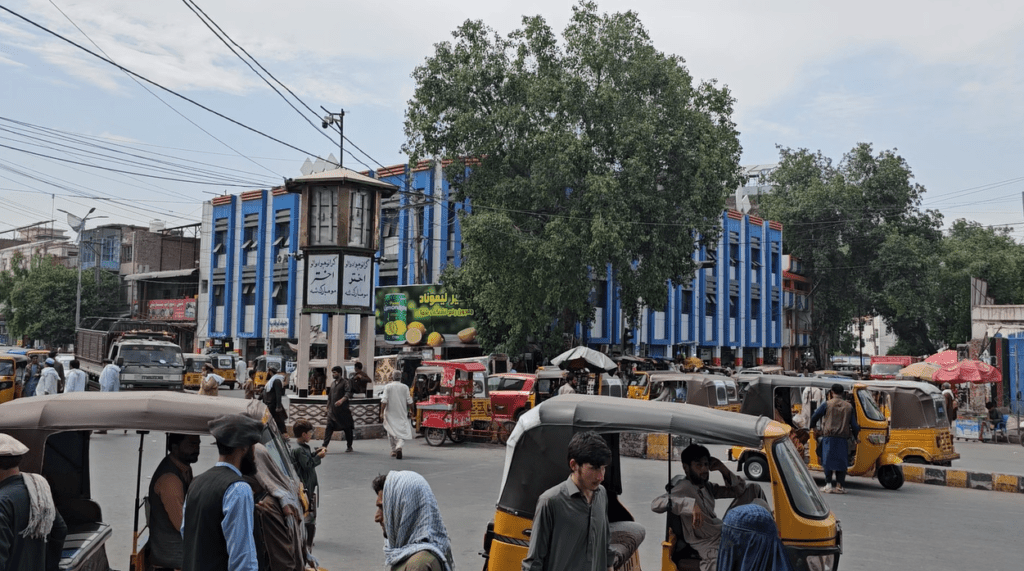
[925,350,959,367]
[932,360,1002,384]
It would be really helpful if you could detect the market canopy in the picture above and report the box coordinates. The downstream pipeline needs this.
[932,360,1001,384]
[897,361,941,381]
[925,350,959,367]
[550,346,616,374]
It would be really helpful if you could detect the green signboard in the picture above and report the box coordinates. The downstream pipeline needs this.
[374,284,478,347]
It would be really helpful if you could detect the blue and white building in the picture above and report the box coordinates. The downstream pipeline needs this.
[198,162,785,367]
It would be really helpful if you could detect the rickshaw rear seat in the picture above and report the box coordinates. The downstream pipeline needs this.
[608,521,645,570]
[59,498,103,527]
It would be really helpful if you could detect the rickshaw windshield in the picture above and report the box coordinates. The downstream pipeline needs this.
[260,424,300,480]
[473,372,487,397]
[215,356,234,369]
[713,381,728,406]
[772,437,830,519]
[189,360,208,373]
[857,389,886,421]
[0,361,12,376]
[496,376,528,391]
[932,397,947,427]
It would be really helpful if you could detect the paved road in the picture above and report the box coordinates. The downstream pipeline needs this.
[951,438,1024,475]
[87,418,1024,571]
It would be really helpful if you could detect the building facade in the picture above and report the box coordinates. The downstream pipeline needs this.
[197,162,787,367]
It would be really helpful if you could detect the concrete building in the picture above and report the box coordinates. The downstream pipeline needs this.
[196,161,788,367]
[781,255,812,370]
[0,224,77,271]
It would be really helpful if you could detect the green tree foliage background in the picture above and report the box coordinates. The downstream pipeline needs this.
[0,253,121,347]
[403,1,741,355]
[760,143,943,363]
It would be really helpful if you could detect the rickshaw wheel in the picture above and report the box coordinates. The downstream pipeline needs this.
[743,455,769,482]
[447,429,467,444]
[424,428,447,446]
[878,464,904,490]
[493,421,511,444]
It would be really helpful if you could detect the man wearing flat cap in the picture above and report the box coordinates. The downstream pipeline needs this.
[180,414,262,571]
[0,433,67,571]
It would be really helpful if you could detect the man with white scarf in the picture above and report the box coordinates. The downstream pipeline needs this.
[372,471,454,571]
[0,433,67,571]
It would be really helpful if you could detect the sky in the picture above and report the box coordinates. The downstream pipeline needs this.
[1,0,1023,240]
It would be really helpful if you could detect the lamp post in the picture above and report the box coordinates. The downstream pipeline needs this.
[58,207,103,330]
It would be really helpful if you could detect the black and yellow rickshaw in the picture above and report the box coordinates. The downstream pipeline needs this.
[482,394,842,571]
[729,375,903,489]
[0,392,322,571]
[863,380,959,466]
[0,353,28,403]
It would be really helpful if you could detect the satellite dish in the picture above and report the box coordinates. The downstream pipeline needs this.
[326,153,339,168]
[312,157,327,173]
[300,158,314,176]
[739,194,752,215]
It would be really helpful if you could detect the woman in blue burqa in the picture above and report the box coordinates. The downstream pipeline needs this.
[716,504,794,571]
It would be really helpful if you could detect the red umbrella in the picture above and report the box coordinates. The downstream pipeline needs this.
[932,360,1002,384]
[925,350,959,367]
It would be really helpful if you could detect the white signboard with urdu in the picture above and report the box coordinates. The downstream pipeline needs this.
[342,254,373,308]
[306,253,340,305]
[268,318,289,338]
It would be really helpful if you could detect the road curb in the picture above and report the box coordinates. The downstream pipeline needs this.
[900,464,1024,493]
[621,434,1024,495]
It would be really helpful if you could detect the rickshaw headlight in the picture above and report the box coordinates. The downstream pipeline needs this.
[867,433,886,445]
[803,554,836,571]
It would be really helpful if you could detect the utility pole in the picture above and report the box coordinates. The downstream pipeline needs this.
[321,107,345,168]
[59,207,102,330]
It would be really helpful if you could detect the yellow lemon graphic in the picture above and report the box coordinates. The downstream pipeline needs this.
[427,332,444,347]
[406,327,423,345]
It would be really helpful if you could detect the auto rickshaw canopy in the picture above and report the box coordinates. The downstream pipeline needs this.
[862,380,946,429]
[738,375,857,419]
[498,394,775,518]
[0,392,268,472]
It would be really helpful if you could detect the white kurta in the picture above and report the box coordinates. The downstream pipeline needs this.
[35,366,60,396]
[99,364,121,392]
[64,369,88,393]
[380,381,414,440]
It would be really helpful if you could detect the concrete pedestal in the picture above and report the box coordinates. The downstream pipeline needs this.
[286,395,386,440]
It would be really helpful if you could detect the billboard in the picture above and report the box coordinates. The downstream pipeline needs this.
[374,285,478,347]
[268,318,290,339]
[148,299,197,321]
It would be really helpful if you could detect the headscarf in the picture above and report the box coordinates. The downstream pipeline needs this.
[382,471,455,571]
[717,504,794,571]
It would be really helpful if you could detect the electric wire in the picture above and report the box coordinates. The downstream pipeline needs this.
[46,0,284,179]
[0,4,333,165]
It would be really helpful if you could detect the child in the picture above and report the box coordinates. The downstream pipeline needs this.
[290,420,325,549]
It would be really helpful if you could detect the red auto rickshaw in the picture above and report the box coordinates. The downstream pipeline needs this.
[413,360,484,446]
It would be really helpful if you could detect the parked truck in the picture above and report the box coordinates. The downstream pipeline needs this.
[76,318,189,390]
[869,355,922,380]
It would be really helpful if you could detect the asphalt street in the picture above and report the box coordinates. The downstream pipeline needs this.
[86,397,1024,571]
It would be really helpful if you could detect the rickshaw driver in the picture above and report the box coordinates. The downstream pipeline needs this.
[651,444,768,571]
[521,431,619,571]
[149,434,201,571]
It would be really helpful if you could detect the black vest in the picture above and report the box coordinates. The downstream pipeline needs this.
[148,455,189,568]
[181,465,246,571]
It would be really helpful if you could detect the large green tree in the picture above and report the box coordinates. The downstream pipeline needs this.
[928,220,1024,347]
[0,254,121,347]
[403,1,741,354]
[761,143,942,363]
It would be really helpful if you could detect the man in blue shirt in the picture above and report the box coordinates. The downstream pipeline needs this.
[181,414,262,571]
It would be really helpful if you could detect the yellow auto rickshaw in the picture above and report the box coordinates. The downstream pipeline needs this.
[254,355,289,397]
[0,392,324,571]
[0,353,22,403]
[729,375,903,489]
[208,353,238,389]
[182,353,208,390]
[864,380,959,466]
[482,394,842,571]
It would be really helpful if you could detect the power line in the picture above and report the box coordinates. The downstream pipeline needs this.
[45,0,283,179]
[0,4,332,164]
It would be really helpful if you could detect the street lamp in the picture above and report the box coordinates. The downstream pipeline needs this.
[58,207,105,329]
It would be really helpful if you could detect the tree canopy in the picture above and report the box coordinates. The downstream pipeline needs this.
[0,254,121,347]
[760,143,943,362]
[403,1,741,354]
